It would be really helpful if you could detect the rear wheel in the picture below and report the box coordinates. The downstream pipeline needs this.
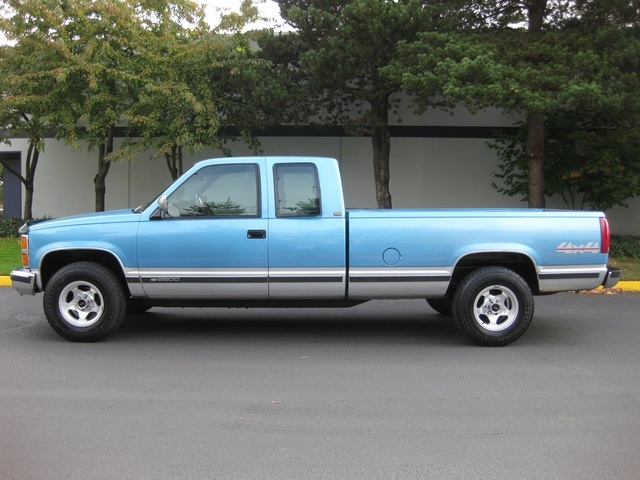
[43,262,126,342]
[452,266,534,346]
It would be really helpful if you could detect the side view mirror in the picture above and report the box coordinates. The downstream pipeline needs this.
[158,194,168,213]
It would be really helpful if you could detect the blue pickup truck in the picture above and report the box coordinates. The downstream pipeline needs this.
[11,156,621,345]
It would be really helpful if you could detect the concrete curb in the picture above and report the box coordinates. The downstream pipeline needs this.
[1,276,640,291]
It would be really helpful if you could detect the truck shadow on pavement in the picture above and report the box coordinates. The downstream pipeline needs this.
[116,305,465,346]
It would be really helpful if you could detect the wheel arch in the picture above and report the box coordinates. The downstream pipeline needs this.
[446,251,539,296]
[39,249,130,295]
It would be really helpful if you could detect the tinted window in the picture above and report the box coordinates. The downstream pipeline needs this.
[274,163,321,217]
[166,164,259,218]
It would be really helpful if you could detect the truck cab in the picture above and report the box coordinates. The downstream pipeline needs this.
[136,157,348,301]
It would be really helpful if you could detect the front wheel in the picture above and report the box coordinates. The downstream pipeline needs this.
[43,262,127,342]
[452,267,534,346]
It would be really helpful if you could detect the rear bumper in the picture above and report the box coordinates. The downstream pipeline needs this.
[602,267,622,289]
[10,268,38,296]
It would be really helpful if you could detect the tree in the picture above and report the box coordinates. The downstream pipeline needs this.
[118,2,212,181]
[260,0,474,208]
[0,1,72,219]
[124,0,284,181]
[489,25,640,211]
[480,1,571,208]
[6,0,205,212]
[395,1,566,208]
[62,0,208,211]
[395,0,640,209]
[491,117,640,211]
[482,2,640,209]
[126,30,273,181]
[0,43,46,220]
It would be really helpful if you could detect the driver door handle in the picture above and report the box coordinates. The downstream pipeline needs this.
[247,230,267,239]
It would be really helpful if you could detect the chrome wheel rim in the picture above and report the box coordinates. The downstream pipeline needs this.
[58,281,105,328]
[472,285,519,332]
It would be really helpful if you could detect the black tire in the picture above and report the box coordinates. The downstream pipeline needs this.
[43,262,127,342]
[427,297,453,316]
[452,266,534,346]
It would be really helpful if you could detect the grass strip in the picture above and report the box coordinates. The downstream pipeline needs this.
[0,237,21,276]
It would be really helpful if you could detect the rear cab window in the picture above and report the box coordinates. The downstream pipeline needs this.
[274,163,321,217]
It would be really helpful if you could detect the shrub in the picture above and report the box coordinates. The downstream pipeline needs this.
[610,235,640,259]
[0,216,24,238]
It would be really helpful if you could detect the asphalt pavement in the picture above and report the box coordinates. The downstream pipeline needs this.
[1,287,639,480]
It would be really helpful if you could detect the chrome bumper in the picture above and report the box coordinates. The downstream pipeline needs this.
[10,268,38,296]
[602,267,622,289]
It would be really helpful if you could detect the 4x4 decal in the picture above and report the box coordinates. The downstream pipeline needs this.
[557,242,599,254]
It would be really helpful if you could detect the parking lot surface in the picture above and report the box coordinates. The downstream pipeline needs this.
[1,288,639,480]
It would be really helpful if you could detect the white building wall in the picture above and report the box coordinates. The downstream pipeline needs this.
[1,105,638,235]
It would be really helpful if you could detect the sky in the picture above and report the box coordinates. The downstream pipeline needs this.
[198,0,287,30]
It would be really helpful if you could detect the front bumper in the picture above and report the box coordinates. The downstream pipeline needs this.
[10,268,38,296]
[602,267,622,289]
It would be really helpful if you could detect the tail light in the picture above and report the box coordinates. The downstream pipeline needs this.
[599,217,610,254]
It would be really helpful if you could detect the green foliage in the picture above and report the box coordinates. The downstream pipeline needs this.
[270,0,473,128]
[0,216,23,238]
[122,26,224,180]
[0,0,214,211]
[2,0,640,218]
[261,0,475,208]
[393,3,640,210]
[294,198,320,216]
[489,123,640,211]
[0,0,66,219]
[278,198,320,216]
[124,25,278,180]
[185,198,247,216]
[611,236,640,260]
[516,24,640,210]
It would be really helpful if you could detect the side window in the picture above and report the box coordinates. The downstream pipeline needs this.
[274,163,321,217]
[166,164,259,218]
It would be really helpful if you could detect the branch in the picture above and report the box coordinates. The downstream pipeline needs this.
[0,158,26,184]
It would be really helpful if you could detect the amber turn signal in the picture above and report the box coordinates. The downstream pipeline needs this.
[20,235,29,266]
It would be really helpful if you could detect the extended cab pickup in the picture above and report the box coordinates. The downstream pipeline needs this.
[11,156,621,345]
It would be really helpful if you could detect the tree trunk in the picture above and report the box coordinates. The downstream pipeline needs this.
[0,137,39,220]
[526,0,548,209]
[177,145,183,179]
[165,144,184,181]
[527,0,547,31]
[526,114,546,208]
[371,96,392,209]
[23,145,39,220]
[94,127,114,212]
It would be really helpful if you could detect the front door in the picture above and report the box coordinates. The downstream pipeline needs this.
[136,161,269,300]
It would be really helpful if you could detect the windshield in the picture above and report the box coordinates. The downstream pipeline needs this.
[132,193,162,214]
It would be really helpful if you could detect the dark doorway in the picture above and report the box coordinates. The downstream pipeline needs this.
[0,152,22,218]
